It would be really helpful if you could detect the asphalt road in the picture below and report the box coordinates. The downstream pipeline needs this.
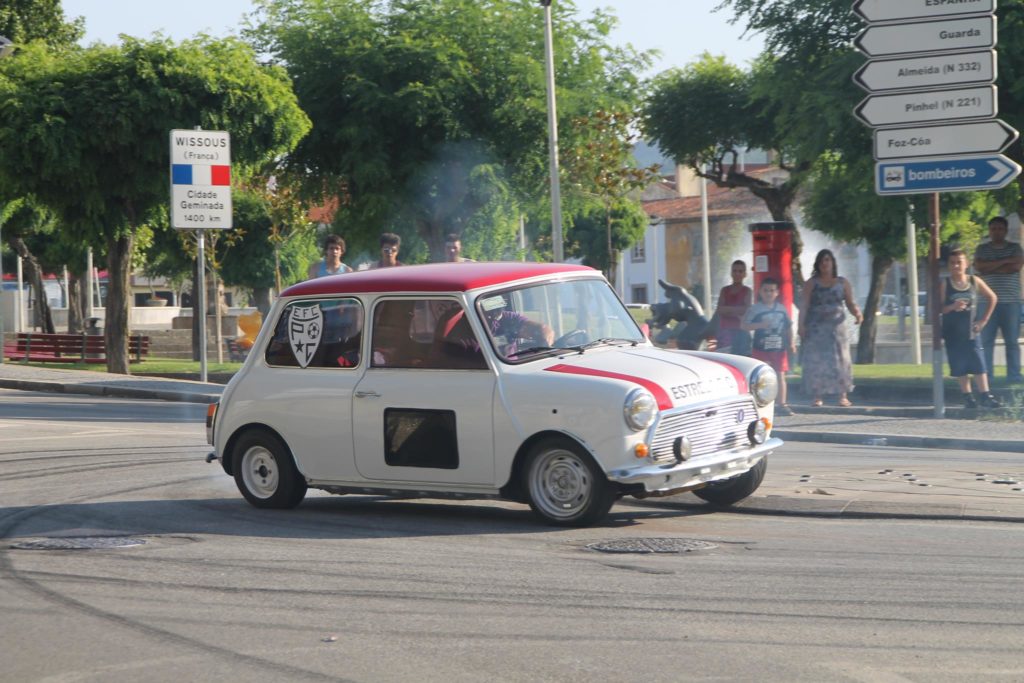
[2,390,1023,682]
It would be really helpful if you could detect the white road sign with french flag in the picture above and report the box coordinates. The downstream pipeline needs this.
[169,129,232,229]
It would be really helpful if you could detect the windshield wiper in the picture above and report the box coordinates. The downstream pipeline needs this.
[564,338,635,353]
[509,345,560,358]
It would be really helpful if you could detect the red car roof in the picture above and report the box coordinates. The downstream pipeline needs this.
[281,262,597,297]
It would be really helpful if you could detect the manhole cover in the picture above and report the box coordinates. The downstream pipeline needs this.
[10,537,148,551]
[586,538,717,554]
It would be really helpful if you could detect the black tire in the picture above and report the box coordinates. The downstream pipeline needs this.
[692,457,767,506]
[232,429,307,509]
[522,437,615,527]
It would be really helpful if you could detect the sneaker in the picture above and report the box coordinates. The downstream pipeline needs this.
[962,393,978,409]
[776,404,794,416]
[980,393,1003,409]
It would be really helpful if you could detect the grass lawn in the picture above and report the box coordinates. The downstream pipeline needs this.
[8,357,243,375]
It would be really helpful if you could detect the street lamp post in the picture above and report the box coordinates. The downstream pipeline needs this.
[0,35,13,364]
[539,0,564,262]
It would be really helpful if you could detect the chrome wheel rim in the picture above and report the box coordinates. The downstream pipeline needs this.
[528,448,592,520]
[241,445,279,499]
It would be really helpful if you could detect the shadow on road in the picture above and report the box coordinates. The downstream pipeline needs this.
[0,496,698,541]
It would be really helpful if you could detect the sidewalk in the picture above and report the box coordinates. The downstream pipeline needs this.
[2,363,1021,522]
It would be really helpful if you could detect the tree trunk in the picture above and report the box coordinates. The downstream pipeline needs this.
[67,275,84,333]
[10,236,55,333]
[855,253,894,365]
[104,234,134,374]
[252,287,272,317]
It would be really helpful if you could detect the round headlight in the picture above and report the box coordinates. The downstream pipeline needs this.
[750,365,779,407]
[623,388,657,431]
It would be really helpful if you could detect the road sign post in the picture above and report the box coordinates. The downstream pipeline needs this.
[852,0,995,24]
[851,0,1014,416]
[853,50,996,94]
[169,129,232,383]
[876,154,1021,195]
[853,15,996,58]
[873,119,1018,160]
[854,85,997,127]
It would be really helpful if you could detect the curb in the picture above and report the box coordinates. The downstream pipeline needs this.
[631,495,1024,523]
[774,428,1021,454]
[0,378,219,405]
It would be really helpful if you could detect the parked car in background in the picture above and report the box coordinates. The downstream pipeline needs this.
[206,263,782,526]
[904,292,927,317]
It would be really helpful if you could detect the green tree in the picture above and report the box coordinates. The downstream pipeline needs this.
[644,53,813,284]
[564,110,659,281]
[0,37,310,373]
[0,197,58,332]
[222,187,318,314]
[0,0,86,332]
[245,0,651,262]
[0,0,83,48]
[566,199,648,275]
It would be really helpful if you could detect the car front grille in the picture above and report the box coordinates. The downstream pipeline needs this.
[649,397,757,465]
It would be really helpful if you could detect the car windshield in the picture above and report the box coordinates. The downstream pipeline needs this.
[475,277,644,363]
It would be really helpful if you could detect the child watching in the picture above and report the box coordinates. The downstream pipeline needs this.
[742,277,795,416]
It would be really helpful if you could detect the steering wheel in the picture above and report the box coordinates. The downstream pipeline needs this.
[553,328,589,348]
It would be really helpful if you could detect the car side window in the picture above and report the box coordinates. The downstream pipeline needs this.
[371,299,486,370]
[265,298,363,368]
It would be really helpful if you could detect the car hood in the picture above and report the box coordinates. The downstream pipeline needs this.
[541,346,748,410]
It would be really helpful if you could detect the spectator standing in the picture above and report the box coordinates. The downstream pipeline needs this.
[941,249,1001,409]
[444,233,475,262]
[372,232,404,269]
[714,260,752,354]
[973,216,1023,383]
[308,234,352,279]
[798,248,863,407]
[743,277,796,415]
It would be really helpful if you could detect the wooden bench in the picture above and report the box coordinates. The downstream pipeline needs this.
[3,333,150,364]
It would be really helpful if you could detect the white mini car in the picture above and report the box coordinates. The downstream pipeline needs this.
[206,262,782,526]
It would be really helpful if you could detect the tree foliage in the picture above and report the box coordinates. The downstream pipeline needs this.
[244,0,652,262]
[643,53,813,283]
[0,37,310,372]
[0,0,84,48]
[564,109,659,281]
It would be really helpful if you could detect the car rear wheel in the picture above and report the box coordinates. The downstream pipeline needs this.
[692,457,766,506]
[523,438,615,527]
[232,429,307,509]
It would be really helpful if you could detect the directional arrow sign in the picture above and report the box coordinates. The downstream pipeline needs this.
[853,50,996,93]
[874,120,1018,160]
[875,154,1021,196]
[853,0,994,24]
[854,16,995,58]
[854,85,996,127]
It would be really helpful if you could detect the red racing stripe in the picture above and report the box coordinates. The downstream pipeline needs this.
[702,358,748,393]
[545,364,673,410]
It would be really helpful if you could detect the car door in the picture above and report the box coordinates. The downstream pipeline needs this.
[260,296,364,481]
[352,297,497,485]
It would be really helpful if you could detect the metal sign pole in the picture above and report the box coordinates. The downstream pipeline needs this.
[197,229,208,383]
[929,193,944,417]
[906,210,922,364]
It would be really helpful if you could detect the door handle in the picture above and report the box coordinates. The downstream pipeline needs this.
[354,390,380,399]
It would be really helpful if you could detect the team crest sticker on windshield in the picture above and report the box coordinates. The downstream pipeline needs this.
[289,304,323,368]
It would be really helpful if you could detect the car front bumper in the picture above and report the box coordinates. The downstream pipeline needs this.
[606,437,782,494]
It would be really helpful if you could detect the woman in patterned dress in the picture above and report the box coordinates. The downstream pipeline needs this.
[798,249,863,407]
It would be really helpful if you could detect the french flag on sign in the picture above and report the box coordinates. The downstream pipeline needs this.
[172,164,231,186]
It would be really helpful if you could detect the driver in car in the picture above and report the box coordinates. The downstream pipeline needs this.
[475,297,555,358]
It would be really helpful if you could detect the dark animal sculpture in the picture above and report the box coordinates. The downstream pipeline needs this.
[646,279,718,351]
